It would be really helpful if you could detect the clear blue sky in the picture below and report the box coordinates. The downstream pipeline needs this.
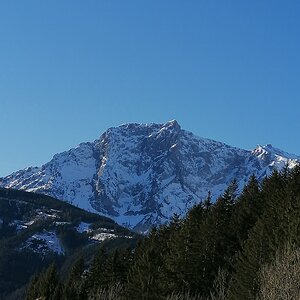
[0,1,299,177]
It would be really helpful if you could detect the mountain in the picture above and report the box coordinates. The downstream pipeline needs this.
[0,120,299,232]
[0,187,135,298]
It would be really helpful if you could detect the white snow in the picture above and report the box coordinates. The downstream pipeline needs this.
[22,231,64,255]
[76,222,91,233]
[91,232,117,241]
[55,221,70,226]
[1,121,299,232]
[9,220,30,231]
[25,220,35,226]
[252,144,299,170]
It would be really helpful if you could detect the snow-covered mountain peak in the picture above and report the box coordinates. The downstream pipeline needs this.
[252,144,299,168]
[252,145,272,158]
[160,119,181,130]
[1,122,299,231]
[102,120,180,138]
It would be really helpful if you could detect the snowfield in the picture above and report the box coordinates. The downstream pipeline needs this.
[1,120,299,231]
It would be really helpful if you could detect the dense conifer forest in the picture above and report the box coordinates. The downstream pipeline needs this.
[26,166,300,300]
[0,188,137,300]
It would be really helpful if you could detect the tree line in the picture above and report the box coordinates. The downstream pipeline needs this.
[26,166,300,300]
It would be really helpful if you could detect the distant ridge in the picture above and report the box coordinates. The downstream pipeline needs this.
[1,120,299,231]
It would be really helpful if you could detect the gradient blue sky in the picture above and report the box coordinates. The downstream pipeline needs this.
[0,1,299,176]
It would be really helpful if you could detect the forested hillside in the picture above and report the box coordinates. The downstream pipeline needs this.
[0,188,137,300]
[27,166,300,299]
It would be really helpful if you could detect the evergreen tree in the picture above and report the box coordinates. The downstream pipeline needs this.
[203,191,213,211]
[127,227,170,300]
[163,213,197,294]
[87,247,108,291]
[27,264,62,300]
[100,248,133,287]
[210,180,238,269]
[229,169,300,300]
[24,166,300,300]
[26,274,40,300]
[40,264,62,300]
[62,257,86,300]
[229,175,262,251]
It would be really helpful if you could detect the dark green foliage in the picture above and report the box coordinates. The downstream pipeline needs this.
[0,243,57,299]
[39,264,62,300]
[229,175,262,250]
[0,187,136,299]
[57,226,89,251]
[101,248,133,286]
[24,167,300,300]
[229,167,300,300]
[26,264,62,300]
[84,246,133,299]
[0,187,123,228]
[88,247,109,289]
[126,228,168,299]
[25,274,39,300]
[126,170,299,299]
[163,205,211,295]
[62,257,86,300]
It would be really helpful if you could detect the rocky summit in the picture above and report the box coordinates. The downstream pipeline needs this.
[1,120,299,232]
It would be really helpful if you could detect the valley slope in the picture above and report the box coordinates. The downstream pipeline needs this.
[0,187,135,299]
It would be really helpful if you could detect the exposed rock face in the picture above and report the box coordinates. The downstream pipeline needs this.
[1,121,299,232]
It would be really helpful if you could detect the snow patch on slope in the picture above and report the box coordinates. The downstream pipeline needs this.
[76,222,91,233]
[22,231,64,255]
